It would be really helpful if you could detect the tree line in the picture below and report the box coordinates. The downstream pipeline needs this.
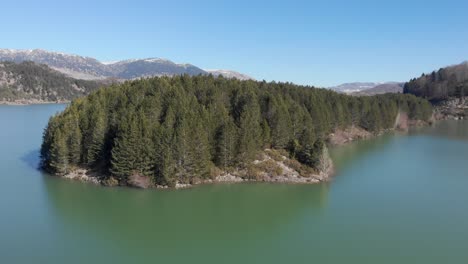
[41,75,432,185]
[404,62,468,102]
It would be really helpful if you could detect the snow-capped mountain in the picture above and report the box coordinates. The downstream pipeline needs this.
[352,82,404,96]
[0,49,109,80]
[205,69,253,81]
[0,49,250,81]
[329,82,405,95]
[108,58,206,79]
[328,82,383,93]
[0,61,105,102]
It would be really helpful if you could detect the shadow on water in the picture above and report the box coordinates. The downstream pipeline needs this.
[21,149,41,170]
[330,120,468,174]
[329,133,395,172]
[43,179,331,259]
[408,120,468,142]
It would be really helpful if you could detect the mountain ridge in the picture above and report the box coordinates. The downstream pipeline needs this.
[352,82,404,96]
[0,61,107,103]
[0,48,253,81]
[328,82,384,93]
[205,69,253,81]
[328,82,404,94]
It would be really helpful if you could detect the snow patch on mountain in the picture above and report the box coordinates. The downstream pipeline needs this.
[205,69,253,80]
[328,82,384,93]
[0,48,253,81]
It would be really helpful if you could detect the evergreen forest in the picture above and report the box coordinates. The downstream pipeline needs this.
[41,75,433,185]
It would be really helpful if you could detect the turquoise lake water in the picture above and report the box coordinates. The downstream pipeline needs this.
[1,104,467,263]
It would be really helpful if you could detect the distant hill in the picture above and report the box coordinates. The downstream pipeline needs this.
[205,69,253,80]
[329,82,404,95]
[328,82,380,93]
[0,49,251,81]
[352,82,404,96]
[404,61,468,101]
[109,58,205,79]
[0,61,106,103]
[0,49,110,80]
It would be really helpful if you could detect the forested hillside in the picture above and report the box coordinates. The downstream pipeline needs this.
[41,75,432,186]
[0,49,252,81]
[404,62,468,101]
[0,61,105,102]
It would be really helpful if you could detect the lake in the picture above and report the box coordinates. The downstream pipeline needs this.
[1,104,467,263]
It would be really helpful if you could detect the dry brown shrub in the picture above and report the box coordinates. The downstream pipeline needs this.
[284,159,316,177]
[267,149,285,162]
[246,164,263,180]
[128,173,152,189]
[254,159,283,177]
[210,166,223,179]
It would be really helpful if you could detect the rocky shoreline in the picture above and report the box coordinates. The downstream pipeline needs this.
[56,147,334,189]
[327,126,373,146]
[433,97,467,120]
[327,111,431,147]
[52,112,431,190]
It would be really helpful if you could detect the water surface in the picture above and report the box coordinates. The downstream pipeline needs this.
[1,104,467,263]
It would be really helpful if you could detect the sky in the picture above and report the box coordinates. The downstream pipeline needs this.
[1,0,468,87]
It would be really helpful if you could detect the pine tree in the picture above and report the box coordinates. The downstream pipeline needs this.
[188,119,212,178]
[173,113,191,180]
[237,94,262,163]
[135,110,155,177]
[67,115,82,165]
[49,129,69,174]
[215,117,238,168]
[86,105,107,166]
[260,118,271,148]
[154,126,176,185]
[110,112,139,180]
[269,97,292,148]
[40,116,59,170]
[297,139,325,168]
[288,103,304,139]
[110,132,134,180]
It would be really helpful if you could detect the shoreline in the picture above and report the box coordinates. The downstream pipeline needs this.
[60,168,330,190]
[0,100,69,106]
[327,112,432,147]
[51,114,432,190]
[433,97,467,121]
[55,147,334,189]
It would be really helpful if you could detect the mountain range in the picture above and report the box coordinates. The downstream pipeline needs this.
[0,61,106,103]
[328,82,381,93]
[0,49,253,81]
[2,48,464,103]
[329,82,404,95]
[351,82,404,96]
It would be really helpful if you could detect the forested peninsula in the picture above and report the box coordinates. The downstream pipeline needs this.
[40,75,432,188]
[0,61,108,104]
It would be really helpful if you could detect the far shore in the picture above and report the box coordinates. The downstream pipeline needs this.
[0,100,69,106]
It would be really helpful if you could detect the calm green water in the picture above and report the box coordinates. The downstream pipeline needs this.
[1,104,468,263]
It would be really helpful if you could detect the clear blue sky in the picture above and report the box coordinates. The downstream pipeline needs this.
[2,0,468,86]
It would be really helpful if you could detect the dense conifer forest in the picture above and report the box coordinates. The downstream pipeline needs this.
[404,62,468,102]
[41,75,432,186]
